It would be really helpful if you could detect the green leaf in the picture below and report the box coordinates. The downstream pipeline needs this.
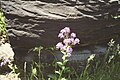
[33,47,39,52]
[63,60,68,65]
[35,62,39,67]
[64,67,70,72]
[62,56,65,60]
[32,68,37,75]
[55,71,60,75]
[33,46,43,52]
[61,78,67,80]
[48,74,57,79]
[62,66,65,70]
[57,62,63,66]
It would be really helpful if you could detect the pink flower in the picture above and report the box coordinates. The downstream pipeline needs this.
[71,33,76,38]
[63,39,71,44]
[64,27,70,33]
[60,29,66,33]
[60,27,70,33]
[63,38,75,45]
[61,46,67,51]
[57,27,80,58]
[58,33,64,39]
[67,53,71,57]
[56,42,64,49]
[69,38,74,43]
[66,47,73,54]
[74,38,80,45]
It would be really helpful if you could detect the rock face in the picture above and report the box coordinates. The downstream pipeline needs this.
[1,0,120,55]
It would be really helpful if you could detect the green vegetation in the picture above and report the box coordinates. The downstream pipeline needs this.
[0,9,6,35]
[0,9,8,42]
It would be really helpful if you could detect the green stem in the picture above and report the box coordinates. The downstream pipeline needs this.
[30,64,33,80]
[58,53,67,80]
[38,47,44,80]
[24,62,27,80]
[58,68,64,80]
[80,62,89,80]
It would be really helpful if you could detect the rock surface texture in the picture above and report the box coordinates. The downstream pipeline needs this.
[1,0,120,55]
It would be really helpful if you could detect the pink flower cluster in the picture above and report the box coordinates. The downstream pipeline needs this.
[56,27,80,57]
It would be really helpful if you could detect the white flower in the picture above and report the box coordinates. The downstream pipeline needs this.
[0,43,14,66]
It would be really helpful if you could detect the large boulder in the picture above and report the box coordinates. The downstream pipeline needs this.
[1,0,120,55]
